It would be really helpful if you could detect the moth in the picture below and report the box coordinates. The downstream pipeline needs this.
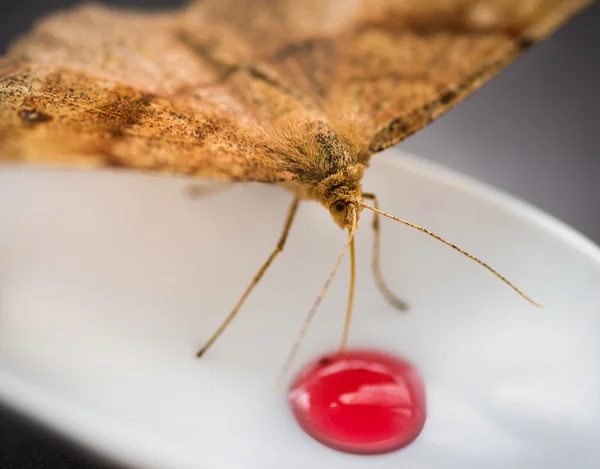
[0,0,592,368]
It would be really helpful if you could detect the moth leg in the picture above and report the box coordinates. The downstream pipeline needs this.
[185,182,234,200]
[362,192,408,311]
[196,197,300,357]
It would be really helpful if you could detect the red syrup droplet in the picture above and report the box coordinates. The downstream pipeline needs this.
[288,349,426,455]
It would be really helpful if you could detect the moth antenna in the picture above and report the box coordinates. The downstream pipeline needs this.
[276,210,357,387]
[362,204,543,308]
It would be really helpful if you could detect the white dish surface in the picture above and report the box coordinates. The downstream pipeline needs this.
[0,149,599,469]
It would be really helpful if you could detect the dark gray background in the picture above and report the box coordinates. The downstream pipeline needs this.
[1,1,599,468]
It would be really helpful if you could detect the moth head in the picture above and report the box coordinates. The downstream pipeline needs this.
[317,164,365,229]
[328,196,362,229]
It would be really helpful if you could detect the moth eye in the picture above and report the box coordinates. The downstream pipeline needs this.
[329,201,347,217]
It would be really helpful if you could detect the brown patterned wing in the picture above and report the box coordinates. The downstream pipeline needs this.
[177,0,595,158]
[0,4,296,182]
[337,0,596,154]
[0,0,593,180]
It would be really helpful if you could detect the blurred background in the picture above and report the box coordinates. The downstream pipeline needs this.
[1,1,599,467]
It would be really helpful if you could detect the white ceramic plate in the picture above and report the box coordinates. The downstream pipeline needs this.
[1,149,599,469]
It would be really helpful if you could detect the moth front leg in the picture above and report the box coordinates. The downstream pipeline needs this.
[362,192,408,312]
[185,181,234,200]
[196,196,300,357]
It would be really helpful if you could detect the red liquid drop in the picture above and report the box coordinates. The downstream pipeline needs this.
[288,349,426,455]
